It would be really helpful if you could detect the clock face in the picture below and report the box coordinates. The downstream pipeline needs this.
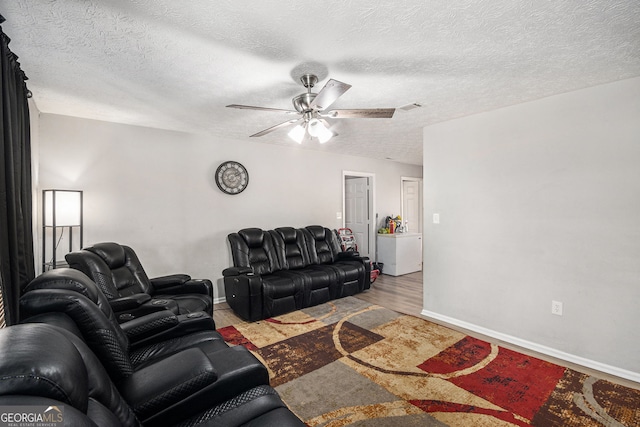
[215,161,249,195]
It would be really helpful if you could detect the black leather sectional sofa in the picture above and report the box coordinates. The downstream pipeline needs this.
[223,225,372,321]
[0,268,305,427]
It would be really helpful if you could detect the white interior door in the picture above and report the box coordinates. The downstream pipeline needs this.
[402,179,422,233]
[345,176,371,257]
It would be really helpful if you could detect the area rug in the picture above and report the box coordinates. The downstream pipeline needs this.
[218,297,640,426]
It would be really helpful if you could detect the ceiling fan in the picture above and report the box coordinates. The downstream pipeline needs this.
[226,74,395,144]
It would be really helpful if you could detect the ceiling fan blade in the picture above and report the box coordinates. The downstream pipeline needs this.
[227,104,298,114]
[250,119,301,137]
[322,108,396,119]
[309,79,352,111]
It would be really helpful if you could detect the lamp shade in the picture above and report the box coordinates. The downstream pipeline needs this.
[306,118,321,137]
[316,123,333,144]
[44,190,82,226]
[288,119,333,144]
[287,124,306,144]
[306,119,333,143]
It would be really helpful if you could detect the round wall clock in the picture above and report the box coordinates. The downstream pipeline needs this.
[215,161,249,195]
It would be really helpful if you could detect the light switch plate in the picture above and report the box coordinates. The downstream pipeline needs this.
[433,213,440,224]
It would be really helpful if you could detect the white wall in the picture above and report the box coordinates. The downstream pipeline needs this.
[422,77,640,379]
[37,114,421,300]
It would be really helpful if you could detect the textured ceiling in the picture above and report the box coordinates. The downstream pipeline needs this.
[2,0,639,165]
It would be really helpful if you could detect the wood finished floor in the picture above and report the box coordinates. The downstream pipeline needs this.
[353,271,424,316]
[214,271,640,391]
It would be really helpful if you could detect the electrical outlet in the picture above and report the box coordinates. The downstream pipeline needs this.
[551,300,563,316]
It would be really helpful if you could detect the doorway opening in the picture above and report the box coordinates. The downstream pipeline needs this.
[342,171,375,259]
[401,177,423,234]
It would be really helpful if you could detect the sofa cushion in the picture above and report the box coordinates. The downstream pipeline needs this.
[304,225,340,264]
[231,228,280,275]
[261,274,304,317]
[271,227,310,270]
[0,324,88,410]
[88,242,127,269]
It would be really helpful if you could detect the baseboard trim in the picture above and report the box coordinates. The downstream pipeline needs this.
[213,296,226,305]
[421,309,640,384]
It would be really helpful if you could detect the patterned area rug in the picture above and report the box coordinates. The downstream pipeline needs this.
[218,297,640,426]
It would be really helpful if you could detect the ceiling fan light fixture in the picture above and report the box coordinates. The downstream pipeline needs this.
[288,124,306,144]
[306,118,321,137]
[307,118,333,143]
[316,124,333,144]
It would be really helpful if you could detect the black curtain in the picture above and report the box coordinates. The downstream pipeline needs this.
[0,15,34,326]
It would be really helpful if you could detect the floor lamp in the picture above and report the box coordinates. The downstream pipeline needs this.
[42,189,83,271]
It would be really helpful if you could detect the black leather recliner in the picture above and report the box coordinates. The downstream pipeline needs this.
[223,225,371,321]
[0,323,306,426]
[66,242,213,321]
[22,268,219,357]
[0,323,139,426]
[19,269,270,418]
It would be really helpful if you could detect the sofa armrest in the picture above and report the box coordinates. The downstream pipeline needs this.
[222,266,253,276]
[150,274,191,289]
[112,298,179,323]
[141,346,270,426]
[121,310,180,342]
[109,294,152,311]
[223,273,263,322]
[126,311,216,349]
[119,348,218,424]
[337,252,370,265]
[152,279,212,296]
[337,251,360,259]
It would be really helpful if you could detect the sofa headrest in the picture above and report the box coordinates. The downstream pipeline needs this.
[21,312,85,339]
[86,242,126,268]
[19,289,134,382]
[238,228,266,248]
[0,324,88,410]
[274,227,298,243]
[23,268,111,312]
[25,268,99,301]
[305,225,326,241]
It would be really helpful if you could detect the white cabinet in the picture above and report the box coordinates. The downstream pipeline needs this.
[376,233,422,276]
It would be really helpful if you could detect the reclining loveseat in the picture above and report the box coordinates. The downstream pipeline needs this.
[7,268,305,426]
[0,324,305,426]
[223,225,371,321]
[66,242,213,322]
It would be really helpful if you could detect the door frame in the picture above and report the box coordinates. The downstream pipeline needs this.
[342,171,376,259]
[400,176,423,233]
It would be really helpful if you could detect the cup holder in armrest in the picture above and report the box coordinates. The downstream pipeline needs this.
[187,312,204,318]
[119,313,135,321]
